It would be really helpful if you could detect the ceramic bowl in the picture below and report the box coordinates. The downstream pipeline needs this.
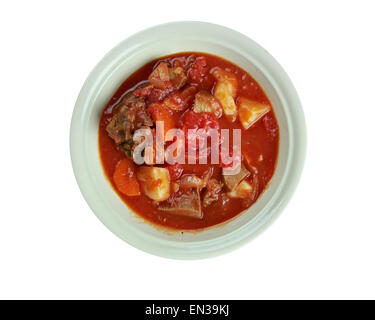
[70,21,306,259]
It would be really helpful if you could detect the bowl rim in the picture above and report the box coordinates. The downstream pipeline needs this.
[70,21,307,259]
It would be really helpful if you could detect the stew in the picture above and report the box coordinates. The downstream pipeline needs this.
[99,52,279,230]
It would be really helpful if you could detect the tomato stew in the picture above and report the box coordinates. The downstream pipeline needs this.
[99,52,279,230]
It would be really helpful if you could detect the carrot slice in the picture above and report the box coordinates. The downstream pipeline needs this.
[148,103,177,137]
[113,158,141,196]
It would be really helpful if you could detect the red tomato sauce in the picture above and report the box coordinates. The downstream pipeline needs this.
[98,52,279,230]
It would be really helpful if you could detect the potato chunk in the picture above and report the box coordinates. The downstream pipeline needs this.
[211,68,238,122]
[238,97,271,130]
[227,180,253,199]
[136,166,170,201]
[193,91,222,118]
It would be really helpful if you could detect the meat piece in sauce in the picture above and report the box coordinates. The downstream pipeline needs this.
[106,93,153,157]
[149,62,187,90]
[193,90,222,118]
[163,86,197,111]
[222,164,250,191]
[159,188,202,219]
[134,83,173,104]
[202,178,223,207]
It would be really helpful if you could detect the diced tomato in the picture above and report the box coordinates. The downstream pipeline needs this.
[188,56,208,84]
[181,110,220,133]
[113,158,141,196]
[167,164,184,180]
[180,110,221,160]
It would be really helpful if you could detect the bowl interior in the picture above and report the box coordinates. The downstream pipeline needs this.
[71,22,304,259]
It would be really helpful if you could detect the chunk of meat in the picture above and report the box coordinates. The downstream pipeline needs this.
[159,188,202,219]
[169,66,188,89]
[133,83,153,97]
[202,178,223,207]
[238,97,271,130]
[193,91,222,118]
[211,67,238,122]
[106,93,153,157]
[227,180,253,199]
[148,62,170,89]
[134,83,175,104]
[163,86,197,111]
[136,166,171,201]
[148,62,187,90]
[223,164,250,191]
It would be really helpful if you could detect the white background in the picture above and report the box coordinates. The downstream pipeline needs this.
[1,0,374,300]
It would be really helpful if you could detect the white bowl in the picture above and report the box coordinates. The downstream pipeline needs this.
[70,21,306,259]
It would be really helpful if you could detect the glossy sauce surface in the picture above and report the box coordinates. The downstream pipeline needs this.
[99,52,279,230]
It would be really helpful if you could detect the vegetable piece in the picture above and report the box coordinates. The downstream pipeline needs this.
[180,110,220,150]
[211,67,238,122]
[223,164,250,191]
[227,180,253,199]
[136,166,171,201]
[113,158,141,196]
[181,110,220,133]
[238,97,271,130]
[193,91,222,118]
[188,56,208,84]
[159,188,202,219]
[148,103,177,137]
